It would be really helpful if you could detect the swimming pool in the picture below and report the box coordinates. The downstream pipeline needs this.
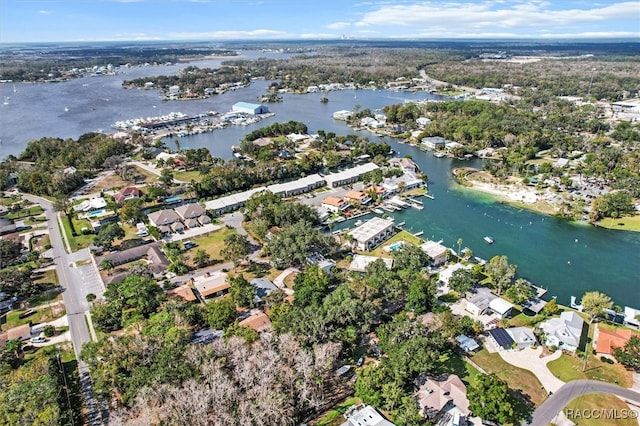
[87,209,106,218]
[385,241,405,251]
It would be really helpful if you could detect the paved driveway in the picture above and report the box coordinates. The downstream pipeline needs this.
[499,346,564,393]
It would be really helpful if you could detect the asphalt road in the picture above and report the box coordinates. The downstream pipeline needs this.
[23,194,106,425]
[526,379,640,426]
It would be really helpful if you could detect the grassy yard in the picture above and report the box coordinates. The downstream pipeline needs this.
[368,229,424,258]
[311,397,361,426]
[6,205,44,220]
[564,394,639,426]
[471,349,548,407]
[597,214,640,232]
[60,213,95,251]
[1,302,66,330]
[188,226,237,264]
[174,169,203,183]
[547,354,632,387]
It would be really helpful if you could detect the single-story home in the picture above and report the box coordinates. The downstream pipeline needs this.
[348,254,393,273]
[193,271,230,300]
[238,312,272,332]
[250,277,278,304]
[175,203,206,220]
[0,324,32,347]
[415,374,470,419]
[488,328,516,350]
[456,335,480,352]
[489,297,514,318]
[166,284,197,302]
[539,311,584,352]
[522,297,548,315]
[596,327,639,356]
[341,405,395,426]
[148,209,181,227]
[506,327,537,350]
[114,186,141,203]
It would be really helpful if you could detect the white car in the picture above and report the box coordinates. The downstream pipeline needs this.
[30,336,47,343]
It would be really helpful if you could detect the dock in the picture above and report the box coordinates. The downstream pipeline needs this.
[424,193,435,200]
[413,231,424,237]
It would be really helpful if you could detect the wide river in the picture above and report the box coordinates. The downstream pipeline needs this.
[1,52,638,307]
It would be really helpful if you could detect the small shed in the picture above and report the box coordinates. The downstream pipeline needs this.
[456,334,480,352]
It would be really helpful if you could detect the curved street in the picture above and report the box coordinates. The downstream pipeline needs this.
[525,379,640,426]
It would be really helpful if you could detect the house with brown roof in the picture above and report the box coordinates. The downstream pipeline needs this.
[167,284,197,302]
[193,271,230,300]
[389,157,419,173]
[114,186,142,203]
[148,209,181,227]
[238,312,272,332]
[321,196,350,213]
[344,190,372,205]
[596,327,639,356]
[0,324,32,347]
[175,203,206,220]
[415,374,469,420]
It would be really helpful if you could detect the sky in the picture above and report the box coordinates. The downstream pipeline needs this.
[0,0,639,43]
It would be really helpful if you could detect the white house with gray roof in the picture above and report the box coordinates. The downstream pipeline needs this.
[539,311,584,352]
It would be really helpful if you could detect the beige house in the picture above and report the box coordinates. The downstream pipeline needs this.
[416,374,469,420]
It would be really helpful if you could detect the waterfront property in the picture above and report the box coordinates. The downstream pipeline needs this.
[348,217,395,251]
[204,186,268,216]
[420,240,449,267]
[266,174,325,197]
[343,190,371,205]
[506,327,537,350]
[323,162,379,188]
[321,196,350,213]
[232,102,269,115]
[539,311,584,352]
[595,326,639,357]
[465,287,513,318]
[624,306,640,329]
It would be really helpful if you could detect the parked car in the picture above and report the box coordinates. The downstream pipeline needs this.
[183,241,197,249]
[30,337,47,343]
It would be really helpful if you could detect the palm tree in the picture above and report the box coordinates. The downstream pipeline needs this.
[581,291,613,371]
[457,238,463,259]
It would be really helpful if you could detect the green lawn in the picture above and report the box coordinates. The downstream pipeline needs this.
[188,226,237,264]
[547,354,632,387]
[565,394,639,426]
[598,214,640,232]
[1,303,65,330]
[6,205,44,220]
[312,397,361,426]
[60,213,95,252]
[437,352,481,385]
[368,230,424,257]
[174,169,203,183]
[471,349,548,407]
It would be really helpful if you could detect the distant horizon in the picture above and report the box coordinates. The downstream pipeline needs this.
[1,0,638,44]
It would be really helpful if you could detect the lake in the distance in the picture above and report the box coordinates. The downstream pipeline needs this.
[1,54,638,308]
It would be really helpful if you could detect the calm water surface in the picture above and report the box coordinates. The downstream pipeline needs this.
[1,55,638,307]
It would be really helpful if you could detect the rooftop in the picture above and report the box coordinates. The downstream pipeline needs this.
[348,217,394,244]
[193,271,229,298]
[349,254,393,272]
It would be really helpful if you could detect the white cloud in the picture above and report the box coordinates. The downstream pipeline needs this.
[327,22,351,30]
[354,1,640,31]
[168,29,289,40]
[300,33,340,39]
[39,10,51,14]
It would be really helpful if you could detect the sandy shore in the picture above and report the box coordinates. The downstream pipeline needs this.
[466,179,541,204]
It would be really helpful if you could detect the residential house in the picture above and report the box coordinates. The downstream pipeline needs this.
[238,312,272,332]
[114,186,141,203]
[539,311,584,352]
[250,277,278,304]
[175,203,205,220]
[456,335,480,353]
[349,254,393,272]
[340,404,395,426]
[204,187,267,216]
[0,324,32,347]
[321,196,350,213]
[488,328,516,350]
[343,190,371,205]
[595,327,639,356]
[421,136,447,150]
[193,271,230,301]
[416,375,470,420]
[465,287,496,316]
[147,209,181,227]
[489,297,514,318]
[348,217,395,251]
[420,240,450,267]
[388,157,419,173]
[624,306,640,329]
[266,174,325,197]
[73,197,107,212]
[521,297,547,316]
[506,327,537,349]
[167,284,197,302]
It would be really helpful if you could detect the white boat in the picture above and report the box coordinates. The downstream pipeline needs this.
[484,236,494,244]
